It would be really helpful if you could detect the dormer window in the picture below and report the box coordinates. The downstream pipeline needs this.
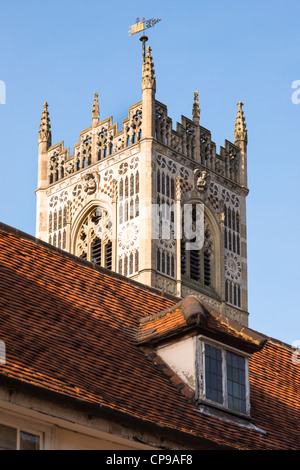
[137,296,265,423]
[197,337,249,415]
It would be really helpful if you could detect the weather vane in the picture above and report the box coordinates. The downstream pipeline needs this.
[128,17,162,61]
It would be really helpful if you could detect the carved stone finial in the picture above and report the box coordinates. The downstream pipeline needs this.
[92,92,99,123]
[38,101,51,146]
[234,101,247,145]
[192,91,200,124]
[142,45,156,92]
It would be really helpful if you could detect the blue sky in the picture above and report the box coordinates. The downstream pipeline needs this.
[0,0,299,346]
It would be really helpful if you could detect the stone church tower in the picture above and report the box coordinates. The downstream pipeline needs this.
[36,45,249,326]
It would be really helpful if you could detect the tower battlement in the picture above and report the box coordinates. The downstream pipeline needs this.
[41,96,247,191]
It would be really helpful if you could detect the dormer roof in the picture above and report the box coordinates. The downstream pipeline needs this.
[137,296,266,354]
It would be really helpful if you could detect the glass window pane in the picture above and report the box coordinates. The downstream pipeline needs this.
[0,423,17,450]
[226,351,246,413]
[205,344,223,404]
[20,431,40,450]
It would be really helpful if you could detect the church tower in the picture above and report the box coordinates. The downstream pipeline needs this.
[36,44,249,326]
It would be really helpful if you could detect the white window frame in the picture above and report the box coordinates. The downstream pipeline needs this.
[0,420,43,450]
[197,336,250,416]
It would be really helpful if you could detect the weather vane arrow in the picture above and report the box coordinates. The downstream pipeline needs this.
[129,17,162,61]
[128,17,162,36]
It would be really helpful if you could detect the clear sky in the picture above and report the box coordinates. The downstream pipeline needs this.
[0,0,299,346]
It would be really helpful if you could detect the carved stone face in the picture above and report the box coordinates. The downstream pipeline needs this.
[196,171,209,192]
[82,173,96,195]
[65,161,74,175]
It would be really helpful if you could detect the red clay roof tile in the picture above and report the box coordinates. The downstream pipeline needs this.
[0,223,299,449]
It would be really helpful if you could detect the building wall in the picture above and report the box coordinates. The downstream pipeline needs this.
[0,387,156,450]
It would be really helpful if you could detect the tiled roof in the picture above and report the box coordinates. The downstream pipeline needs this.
[0,223,299,450]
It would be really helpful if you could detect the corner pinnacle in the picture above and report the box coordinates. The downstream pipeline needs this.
[142,46,156,92]
[192,91,200,124]
[234,101,247,145]
[92,92,100,123]
[38,101,51,146]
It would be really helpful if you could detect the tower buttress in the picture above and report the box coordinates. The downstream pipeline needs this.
[234,102,248,188]
[138,45,156,287]
[234,102,248,315]
[37,101,51,189]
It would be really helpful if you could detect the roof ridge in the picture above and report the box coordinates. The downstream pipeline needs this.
[139,296,208,325]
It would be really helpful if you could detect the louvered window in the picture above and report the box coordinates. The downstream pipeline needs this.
[181,203,214,290]
[91,238,102,265]
[204,251,211,286]
[105,241,112,270]
[190,248,200,281]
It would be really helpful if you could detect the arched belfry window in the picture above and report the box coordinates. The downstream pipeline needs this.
[181,203,217,292]
[74,206,113,269]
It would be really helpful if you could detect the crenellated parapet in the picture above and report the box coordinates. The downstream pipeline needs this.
[43,88,246,190]
[154,99,247,188]
[154,101,198,160]
[45,100,143,187]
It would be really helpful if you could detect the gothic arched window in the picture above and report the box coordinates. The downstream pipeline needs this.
[181,203,216,291]
[74,207,113,270]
